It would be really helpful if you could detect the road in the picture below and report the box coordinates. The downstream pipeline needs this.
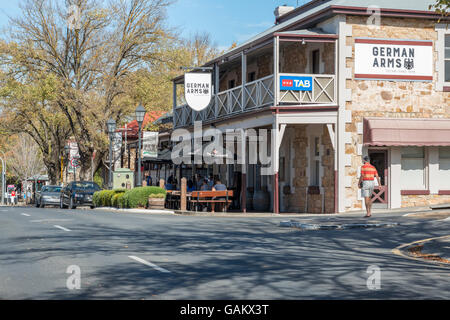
[0,205,449,299]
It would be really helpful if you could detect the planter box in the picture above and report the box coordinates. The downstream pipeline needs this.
[148,197,165,210]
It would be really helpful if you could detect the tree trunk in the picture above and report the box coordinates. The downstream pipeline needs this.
[78,149,106,182]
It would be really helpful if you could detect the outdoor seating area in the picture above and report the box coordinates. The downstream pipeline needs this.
[164,187,234,212]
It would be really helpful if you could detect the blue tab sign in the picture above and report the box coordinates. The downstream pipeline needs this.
[280,76,313,91]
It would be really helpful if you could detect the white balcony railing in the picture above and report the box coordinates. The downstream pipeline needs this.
[174,75,274,128]
[278,73,336,105]
[174,73,336,128]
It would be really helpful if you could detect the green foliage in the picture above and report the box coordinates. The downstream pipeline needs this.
[92,191,101,207]
[121,186,166,208]
[429,0,450,21]
[94,170,104,189]
[111,193,124,208]
[93,189,126,207]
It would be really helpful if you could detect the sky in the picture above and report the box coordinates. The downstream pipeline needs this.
[0,0,310,50]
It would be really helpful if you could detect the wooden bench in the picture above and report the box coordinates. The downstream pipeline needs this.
[190,190,234,213]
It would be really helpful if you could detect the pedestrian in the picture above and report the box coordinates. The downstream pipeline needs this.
[10,188,16,207]
[27,188,31,205]
[200,179,210,191]
[207,174,214,190]
[358,156,381,218]
[187,179,195,192]
[212,179,228,212]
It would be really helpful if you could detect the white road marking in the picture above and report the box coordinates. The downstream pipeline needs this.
[21,213,31,217]
[30,219,72,223]
[54,225,71,232]
[128,255,171,273]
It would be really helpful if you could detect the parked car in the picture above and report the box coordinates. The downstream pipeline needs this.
[36,185,62,208]
[60,181,102,210]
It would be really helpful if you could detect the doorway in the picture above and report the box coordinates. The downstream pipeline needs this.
[368,150,389,208]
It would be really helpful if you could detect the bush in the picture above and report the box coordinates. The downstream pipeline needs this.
[117,193,126,208]
[111,193,120,207]
[93,189,127,207]
[121,186,166,208]
[111,191,126,208]
[93,191,101,207]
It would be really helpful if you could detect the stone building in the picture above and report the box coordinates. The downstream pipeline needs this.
[171,0,450,213]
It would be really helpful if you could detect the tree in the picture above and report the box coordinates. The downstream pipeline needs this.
[4,133,45,183]
[5,0,173,180]
[0,69,71,184]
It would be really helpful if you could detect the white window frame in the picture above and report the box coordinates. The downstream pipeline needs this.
[400,147,428,191]
[439,146,450,190]
[435,25,450,90]
[445,34,450,85]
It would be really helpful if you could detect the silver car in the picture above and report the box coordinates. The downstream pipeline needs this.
[36,185,62,208]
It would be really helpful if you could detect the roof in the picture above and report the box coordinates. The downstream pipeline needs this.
[122,111,165,140]
[26,174,48,181]
[172,0,441,83]
[275,28,336,36]
[363,118,450,146]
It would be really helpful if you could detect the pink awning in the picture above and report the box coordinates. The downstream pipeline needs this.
[363,118,450,146]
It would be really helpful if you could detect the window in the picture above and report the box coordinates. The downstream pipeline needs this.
[446,35,450,83]
[312,50,320,74]
[401,147,426,190]
[439,147,450,189]
[228,79,235,89]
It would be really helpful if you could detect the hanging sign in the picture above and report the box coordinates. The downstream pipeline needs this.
[113,132,122,169]
[354,38,433,81]
[68,142,79,173]
[142,132,159,158]
[184,72,212,111]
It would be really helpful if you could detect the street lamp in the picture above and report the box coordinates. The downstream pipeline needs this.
[135,105,146,187]
[0,155,5,205]
[107,118,116,190]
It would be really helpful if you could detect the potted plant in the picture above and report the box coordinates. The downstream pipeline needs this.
[148,193,166,209]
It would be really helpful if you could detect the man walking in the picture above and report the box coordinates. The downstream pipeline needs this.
[358,156,381,218]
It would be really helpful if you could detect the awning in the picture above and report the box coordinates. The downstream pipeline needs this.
[363,118,450,146]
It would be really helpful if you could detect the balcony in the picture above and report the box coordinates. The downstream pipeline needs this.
[173,73,336,128]
[278,73,336,105]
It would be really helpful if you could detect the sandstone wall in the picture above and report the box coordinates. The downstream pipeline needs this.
[285,125,335,213]
[343,16,450,210]
[402,194,450,208]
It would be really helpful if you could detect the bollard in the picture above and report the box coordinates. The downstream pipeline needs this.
[180,177,187,211]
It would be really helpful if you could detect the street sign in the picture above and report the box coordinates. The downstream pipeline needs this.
[279,75,313,91]
[70,157,80,168]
